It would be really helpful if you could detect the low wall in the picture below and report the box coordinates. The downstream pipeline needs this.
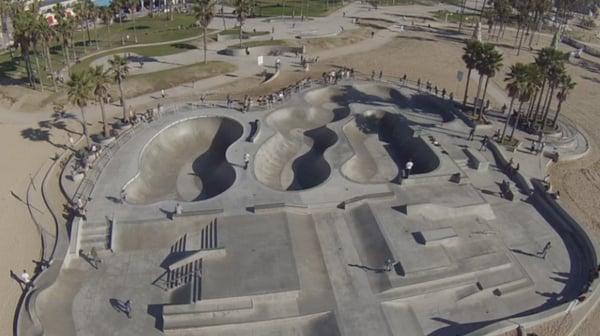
[221,45,303,57]
[487,140,534,195]
[467,180,600,336]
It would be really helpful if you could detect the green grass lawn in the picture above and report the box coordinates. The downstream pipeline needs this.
[228,39,290,49]
[0,13,205,85]
[250,0,343,17]
[120,61,236,98]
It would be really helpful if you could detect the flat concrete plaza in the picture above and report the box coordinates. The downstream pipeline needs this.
[28,80,598,336]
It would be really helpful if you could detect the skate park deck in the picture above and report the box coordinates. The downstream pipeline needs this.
[28,81,599,336]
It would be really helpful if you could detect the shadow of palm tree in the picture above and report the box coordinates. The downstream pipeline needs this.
[20,128,64,149]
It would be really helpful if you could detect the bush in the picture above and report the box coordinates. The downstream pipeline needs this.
[580,17,597,29]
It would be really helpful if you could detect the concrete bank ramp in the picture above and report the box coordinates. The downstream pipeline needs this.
[124,117,243,204]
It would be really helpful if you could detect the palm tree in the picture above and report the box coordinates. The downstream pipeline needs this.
[532,48,567,122]
[38,15,58,91]
[11,1,37,88]
[98,6,113,47]
[510,63,537,140]
[540,62,565,128]
[108,54,130,123]
[552,74,576,127]
[91,65,112,138]
[234,0,250,48]
[66,69,95,147]
[462,40,482,106]
[54,3,75,75]
[193,0,215,64]
[501,63,527,141]
[123,0,138,43]
[476,44,503,120]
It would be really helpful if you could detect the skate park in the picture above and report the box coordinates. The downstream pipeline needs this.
[18,79,600,336]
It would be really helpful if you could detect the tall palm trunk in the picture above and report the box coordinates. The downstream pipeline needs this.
[501,96,515,141]
[458,0,467,33]
[509,101,525,139]
[22,48,35,88]
[203,27,208,64]
[478,76,490,120]
[221,2,226,29]
[534,79,546,118]
[473,73,484,116]
[534,84,551,122]
[45,44,58,91]
[85,18,92,45]
[541,86,556,128]
[517,23,528,55]
[463,67,472,106]
[118,77,128,122]
[33,47,44,92]
[552,97,565,127]
[79,105,90,147]
[98,96,109,137]
[239,22,243,48]
[63,42,71,75]
[131,8,138,43]
[526,89,538,120]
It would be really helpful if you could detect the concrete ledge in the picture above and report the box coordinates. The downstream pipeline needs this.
[464,148,489,171]
[168,248,227,271]
[339,191,396,209]
[487,140,534,195]
[250,203,309,214]
[415,227,458,245]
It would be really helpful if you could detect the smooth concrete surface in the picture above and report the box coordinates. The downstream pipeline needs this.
[27,81,598,336]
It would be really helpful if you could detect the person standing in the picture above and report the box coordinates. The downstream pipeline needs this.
[123,299,132,319]
[480,135,489,151]
[243,153,250,170]
[20,270,31,289]
[378,70,383,81]
[175,203,183,216]
[405,159,414,178]
[161,89,166,99]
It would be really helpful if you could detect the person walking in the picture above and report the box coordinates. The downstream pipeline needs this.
[371,71,375,80]
[161,89,166,99]
[20,270,31,289]
[467,127,475,141]
[480,135,489,151]
[378,70,383,81]
[405,159,414,178]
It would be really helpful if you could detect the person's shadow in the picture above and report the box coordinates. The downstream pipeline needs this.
[79,250,98,269]
[159,208,176,220]
[347,264,387,274]
[9,270,28,291]
[109,298,129,316]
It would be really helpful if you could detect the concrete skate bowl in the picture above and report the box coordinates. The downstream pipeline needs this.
[342,110,439,184]
[124,117,243,204]
[254,106,338,191]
